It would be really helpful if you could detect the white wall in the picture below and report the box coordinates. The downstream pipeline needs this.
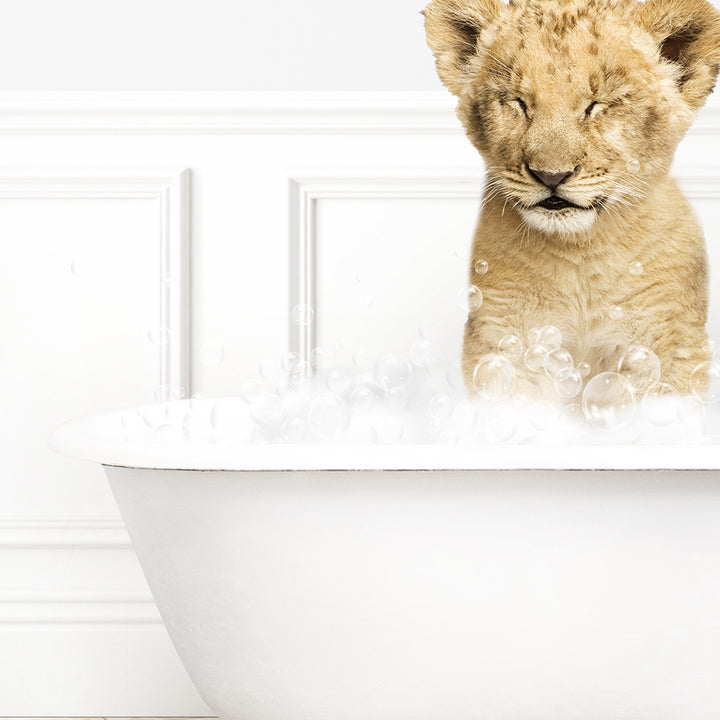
[0,0,440,91]
[2,0,720,92]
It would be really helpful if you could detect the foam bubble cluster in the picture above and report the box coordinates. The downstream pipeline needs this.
[127,331,720,447]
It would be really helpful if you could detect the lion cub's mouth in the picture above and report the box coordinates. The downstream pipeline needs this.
[536,196,584,211]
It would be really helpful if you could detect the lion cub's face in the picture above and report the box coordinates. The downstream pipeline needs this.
[425,0,720,237]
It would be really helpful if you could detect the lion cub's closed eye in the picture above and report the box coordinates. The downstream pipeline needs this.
[424,0,720,401]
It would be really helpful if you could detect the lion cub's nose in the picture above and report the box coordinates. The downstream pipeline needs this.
[528,167,575,189]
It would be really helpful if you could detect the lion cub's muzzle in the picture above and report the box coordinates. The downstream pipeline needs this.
[527,165,579,190]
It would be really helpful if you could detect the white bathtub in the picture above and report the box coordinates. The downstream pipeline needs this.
[51,401,720,720]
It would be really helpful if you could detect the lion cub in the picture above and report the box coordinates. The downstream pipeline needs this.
[425,0,720,400]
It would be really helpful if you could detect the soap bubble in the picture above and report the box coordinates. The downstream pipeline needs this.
[538,326,562,351]
[310,347,331,369]
[690,361,720,404]
[259,358,283,381]
[281,390,310,418]
[629,261,643,276]
[703,338,716,355]
[200,342,225,367]
[291,303,314,326]
[609,305,624,320]
[451,401,477,430]
[152,385,170,403]
[148,327,170,347]
[164,400,187,425]
[374,354,412,391]
[280,352,302,372]
[472,354,516,400]
[70,259,84,277]
[375,415,404,444]
[678,394,706,426]
[545,348,574,379]
[527,328,541,344]
[528,400,556,432]
[558,403,590,436]
[239,379,265,404]
[410,339,434,367]
[326,369,351,394]
[345,418,378,444]
[524,344,548,373]
[474,260,489,276]
[182,410,209,442]
[141,401,168,427]
[152,424,178,442]
[281,416,306,443]
[350,386,376,411]
[288,359,311,387]
[189,391,210,409]
[386,388,408,411]
[582,372,635,430]
[498,334,523,363]
[555,368,583,399]
[212,397,255,439]
[642,383,679,426]
[446,365,466,393]
[425,357,447,379]
[352,350,373,371]
[626,158,640,173]
[158,385,186,404]
[617,345,661,394]
[426,418,446,442]
[352,369,377,392]
[248,396,283,432]
[417,321,443,342]
[484,406,519,443]
[429,393,453,421]
[577,362,591,378]
[309,394,350,440]
[460,285,483,312]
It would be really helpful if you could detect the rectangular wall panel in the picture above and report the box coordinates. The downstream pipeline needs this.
[0,168,204,713]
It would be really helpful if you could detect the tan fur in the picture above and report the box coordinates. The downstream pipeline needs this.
[424,0,720,398]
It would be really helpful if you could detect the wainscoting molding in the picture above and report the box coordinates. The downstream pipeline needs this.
[675,166,720,199]
[0,91,717,135]
[0,167,191,400]
[0,516,158,625]
[0,92,459,134]
[0,589,160,625]
[0,167,190,631]
[0,515,129,549]
[287,168,485,366]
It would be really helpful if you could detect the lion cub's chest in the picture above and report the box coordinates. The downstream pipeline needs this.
[484,254,637,371]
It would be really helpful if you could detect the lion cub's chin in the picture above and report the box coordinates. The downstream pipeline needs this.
[520,206,599,237]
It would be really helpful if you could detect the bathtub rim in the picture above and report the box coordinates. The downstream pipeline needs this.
[50,404,720,472]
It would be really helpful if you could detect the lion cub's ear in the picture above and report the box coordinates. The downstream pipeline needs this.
[637,0,720,108]
[423,0,506,95]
